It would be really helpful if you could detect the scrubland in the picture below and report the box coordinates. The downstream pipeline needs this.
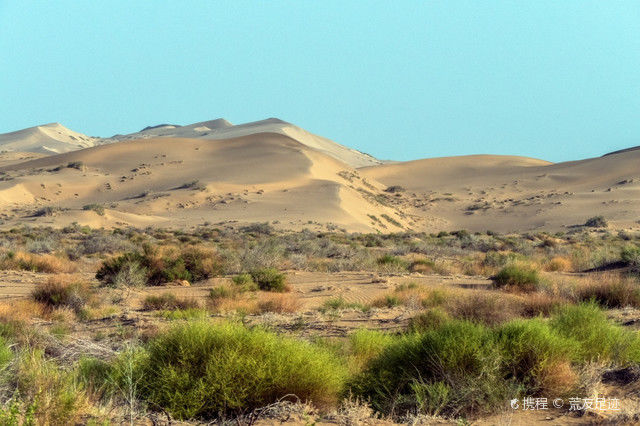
[0,223,638,424]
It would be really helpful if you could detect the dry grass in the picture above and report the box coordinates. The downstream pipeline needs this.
[257,293,301,314]
[0,250,77,273]
[143,292,200,311]
[544,256,573,272]
[572,273,640,308]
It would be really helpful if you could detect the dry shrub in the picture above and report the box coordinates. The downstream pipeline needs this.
[208,285,259,313]
[257,293,301,314]
[143,292,199,311]
[517,292,565,318]
[0,300,46,323]
[27,253,77,273]
[573,273,640,308]
[538,360,579,396]
[32,277,92,314]
[545,256,573,272]
[0,250,76,273]
[446,293,520,326]
[370,284,451,310]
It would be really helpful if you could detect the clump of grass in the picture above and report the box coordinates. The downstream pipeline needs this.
[376,254,409,272]
[143,293,199,311]
[12,349,88,425]
[321,297,367,312]
[231,272,258,291]
[82,204,105,216]
[249,267,288,292]
[92,321,347,420]
[544,256,572,272]
[32,278,92,314]
[257,293,301,313]
[350,319,509,417]
[550,302,640,364]
[492,264,540,291]
[0,250,77,273]
[409,258,435,274]
[574,274,640,308]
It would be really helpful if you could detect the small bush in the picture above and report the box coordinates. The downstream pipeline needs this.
[249,267,288,292]
[584,215,607,228]
[492,264,540,291]
[376,254,409,272]
[496,319,578,395]
[143,293,199,311]
[126,322,347,420]
[409,259,435,274]
[384,186,405,193]
[231,273,258,291]
[545,256,572,272]
[32,278,92,313]
[82,204,105,216]
[96,245,222,286]
[350,319,508,417]
[550,303,640,364]
[575,274,640,308]
[0,251,76,273]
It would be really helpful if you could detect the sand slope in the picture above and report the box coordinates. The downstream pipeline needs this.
[101,118,381,168]
[0,123,97,154]
[361,150,640,232]
[0,133,407,232]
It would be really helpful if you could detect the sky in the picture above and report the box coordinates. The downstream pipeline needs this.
[0,1,639,162]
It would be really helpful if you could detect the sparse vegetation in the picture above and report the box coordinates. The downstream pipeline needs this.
[82,203,105,216]
[0,226,636,423]
[585,215,608,228]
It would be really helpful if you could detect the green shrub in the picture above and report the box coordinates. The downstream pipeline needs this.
[496,319,578,395]
[321,297,367,312]
[492,264,540,290]
[376,254,409,272]
[231,273,258,291]
[249,267,287,292]
[96,245,222,286]
[550,303,640,364]
[409,308,451,332]
[350,319,509,417]
[127,322,346,420]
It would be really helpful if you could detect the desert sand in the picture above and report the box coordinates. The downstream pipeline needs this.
[0,118,638,233]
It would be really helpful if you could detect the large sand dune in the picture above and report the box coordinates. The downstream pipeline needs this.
[0,132,407,232]
[0,118,639,232]
[0,123,97,154]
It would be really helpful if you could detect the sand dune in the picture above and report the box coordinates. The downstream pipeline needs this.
[1,118,639,233]
[101,117,380,168]
[361,149,640,232]
[0,133,407,232]
[2,118,380,168]
[0,123,97,154]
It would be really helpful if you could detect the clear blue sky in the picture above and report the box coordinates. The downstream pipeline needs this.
[1,1,638,162]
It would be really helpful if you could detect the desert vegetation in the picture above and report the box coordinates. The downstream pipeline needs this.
[0,224,637,423]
